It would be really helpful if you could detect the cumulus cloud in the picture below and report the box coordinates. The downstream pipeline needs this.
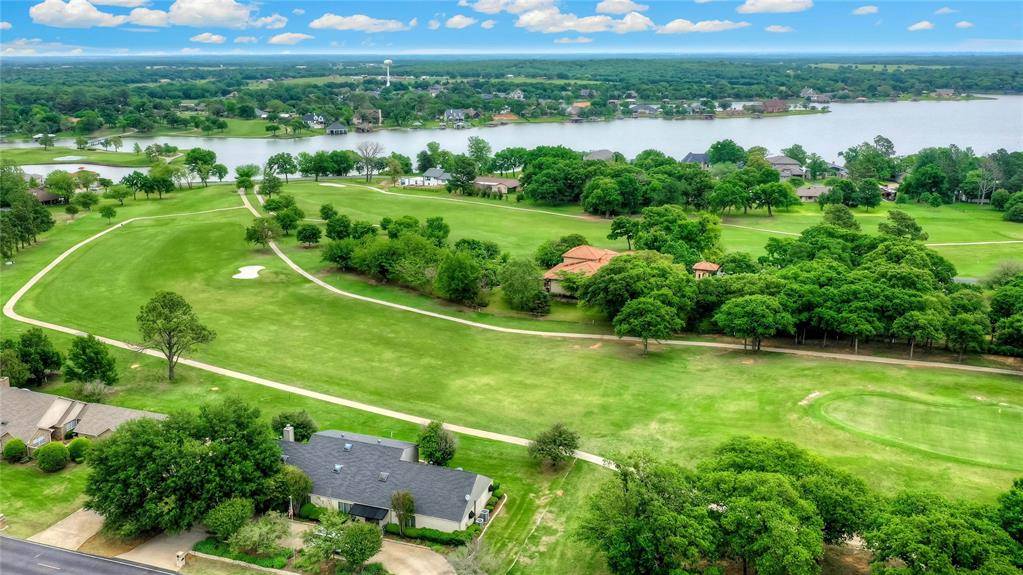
[934,6,957,15]
[658,18,750,33]
[128,7,169,26]
[0,21,11,30]
[30,0,128,28]
[851,5,877,16]
[251,13,287,29]
[268,32,313,44]
[765,24,794,32]
[91,0,147,6]
[613,12,655,33]
[190,32,225,43]
[515,7,613,33]
[463,0,555,15]
[595,0,648,14]
[234,35,257,43]
[737,0,813,14]
[554,36,593,43]
[292,8,304,15]
[428,18,441,29]
[481,19,496,29]
[446,14,477,28]
[167,0,253,28]
[309,13,412,32]
[955,20,974,28]
[907,20,933,31]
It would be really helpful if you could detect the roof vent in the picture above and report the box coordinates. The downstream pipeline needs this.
[343,443,353,452]
[464,494,471,502]
[378,472,389,482]
[377,439,382,444]
[333,464,343,473]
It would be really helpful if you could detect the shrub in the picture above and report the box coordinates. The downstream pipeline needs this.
[299,502,323,521]
[991,189,1011,210]
[67,437,92,463]
[1005,204,1023,223]
[271,410,318,442]
[194,537,288,569]
[528,423,580,468]
[35,442,69,472]
[228,512,288,557]
[266,465,313,512]
[3,439,27,463]
[204,498,254,542]
[384,523,476,546]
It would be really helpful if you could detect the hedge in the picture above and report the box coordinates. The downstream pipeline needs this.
[193,537,288,569]
[204,498,254,541]
[67,437,92,463]
[3,439,27,463]
[298,502,322,521]
[384,523,480,546]
[35,442,69,473]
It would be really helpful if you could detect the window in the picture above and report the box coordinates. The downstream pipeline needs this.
[338,501,351,513]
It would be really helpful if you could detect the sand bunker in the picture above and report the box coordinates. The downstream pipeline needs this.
[232,265,265,279]
[53,155,85,161]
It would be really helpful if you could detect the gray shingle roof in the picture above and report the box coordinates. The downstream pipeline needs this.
[584,149,614,161]
[683,152,709,164]
[281,431,491,523]
[0,387,165,443]
[423,167,451,180]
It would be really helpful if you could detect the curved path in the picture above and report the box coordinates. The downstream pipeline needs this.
[3,195,1018,474]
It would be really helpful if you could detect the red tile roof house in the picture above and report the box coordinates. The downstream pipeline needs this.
[692,261,721,280]
[543,245,620,297]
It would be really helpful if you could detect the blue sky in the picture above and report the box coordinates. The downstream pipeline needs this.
[1,0,1020,56]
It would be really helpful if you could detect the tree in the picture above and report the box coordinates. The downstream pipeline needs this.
[274,207,303,235]
[607,216,639,250]
[300,510,349,571]
[613,297,681,354]
[64,203,80,220]
[68,437,92,463]
[132,142,142,155]
[781,144,808,166]
[265,153,297,183]
[446,154,477,196]
[391,491,416,535]
[752,182,799,216]
[45,170,77,203]
[338,521,382,572]
[878,209,928,241]
[418,421,455,466]
[467,136,492,171]
[892,311,944,359]
[356,141,384,182]
[581,176,623,217]
[998,478,1023,544]
[578,252,697,323]
[75,135,88,150]
[65,334,117,386]
[806,154,828,180]
[245,218,282,248]
[708,139,746,165]
[498,258,549,315]
[74,191,100,211]
[229,512,288,557]
[184,148,217,187]
[322,239,360,270]
[319,204,338,221]
[715,295,794,351]
[822,204,859,231]
[38,134,55,149]
[234,164,260,192]
[204,498,254,542]
[944,312,988,362]
[385,157,404,185]
[260,173,282,198]
[0,348,30,388]
[435,250,482,305]
[265,123,281,137]
[36,442,69,473]
[856,178,883,210]
[103,185,131,206]
[212,163,228,182]
[267,464,313,514]
[296,224,322,247]
[529,423,580,468]
[136,291,216,380]
[98,205,117,223]
[270,410,318,442]
[14,328,62,386]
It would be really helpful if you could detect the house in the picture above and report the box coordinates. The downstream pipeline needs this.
[579,88,595,98]
[302,113,326,128]
[543,245,620,297]
[629,104,660,117]
[0,385,165,452]
[682,152,710,168]
[326,122,348,135]
[584,149,615,162]
[428,85,444,97]
[881,183,899,201]
[473,177,520,197]
[423,167,452,185]
[810,93,832,104]
[692,261,721,280]
[760,99,789,114]
[934,88,955,98]
[280,429,493,532]
[796,185,828,203]
[443,109,479,123]
[354,108,383,126]
[765,155,805,178]
[509,89,525,101]
[799,87,818,98]
[826,162,848,177]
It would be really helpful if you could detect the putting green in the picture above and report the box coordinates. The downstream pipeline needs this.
[813,393,1023,471]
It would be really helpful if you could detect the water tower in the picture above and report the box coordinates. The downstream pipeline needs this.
[383,59,393,87]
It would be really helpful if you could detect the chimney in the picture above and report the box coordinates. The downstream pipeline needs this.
[282,424,295,442]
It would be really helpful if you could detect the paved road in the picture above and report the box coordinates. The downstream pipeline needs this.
[0,536,174,575]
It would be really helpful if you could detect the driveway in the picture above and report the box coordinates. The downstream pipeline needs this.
[28,508,104,550]
[373,539,454,575]
[116,527,206,571]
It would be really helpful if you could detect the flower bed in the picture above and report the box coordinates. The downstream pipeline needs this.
[193,537,289,569]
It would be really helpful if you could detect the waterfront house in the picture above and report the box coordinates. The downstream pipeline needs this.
[682,152,710,168]
[280,429,492,532]
[629,104,660,117]
[765,155,805,178]
[423,167,452,185]
[761,99,789,114]
[326,122,348,135]
[543,246,620,297]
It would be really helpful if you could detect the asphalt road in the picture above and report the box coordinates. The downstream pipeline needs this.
[0,537,174,575]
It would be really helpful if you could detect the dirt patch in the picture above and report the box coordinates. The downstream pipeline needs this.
[799,391,824,406]
[589,343,602,349]
[130,363,140,369]
[78,532,147,556]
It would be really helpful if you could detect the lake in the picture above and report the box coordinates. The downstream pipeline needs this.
[7,96,1023,180]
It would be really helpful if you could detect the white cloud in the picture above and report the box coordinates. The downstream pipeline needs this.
[515,7,613,33]
[251,13,287,29]
[595,0,648,14]
[851,5,877,16]
[737,0,813,14]
[765,24,793,32]
[91,0,147,6]
[0,22,11,30]
[29,0,128,28]
[907,20,934,31]
[292,8,304,15]
[658,18,750,33]
[463,0,555,15]
[955,20,974,28]
[409,17,418,27]
[180,47,201,53]
[428,18,441,29]
[481,19,496,29]
[934,6,957,15]
[309,13,412,32]
[613,11,654,33]
[128,7,168,26]
[268,32,313,44]
[234,35,257,43]
[446,14,477,28]
[167,0,253,28]
[189,32,225,43]
[694,0,717,3]
[554,36,593,43]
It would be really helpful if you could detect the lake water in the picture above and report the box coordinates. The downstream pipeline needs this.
[7,96,1022,180]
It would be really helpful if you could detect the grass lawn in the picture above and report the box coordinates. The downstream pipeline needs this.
[0,146,160,168]
[161,118,319,139]
[0,462,89,538]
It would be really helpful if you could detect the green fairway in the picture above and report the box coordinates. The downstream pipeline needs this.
[0,463,89,538]
[0,146,160,167]
[12,188,1022,504]
[163,118,318,139]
